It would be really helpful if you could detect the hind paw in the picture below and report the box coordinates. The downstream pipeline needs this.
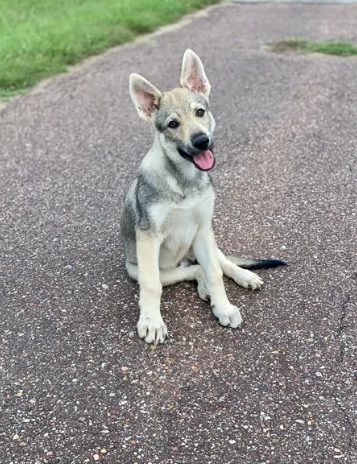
[234,268,263,290]
[195,268,210,301]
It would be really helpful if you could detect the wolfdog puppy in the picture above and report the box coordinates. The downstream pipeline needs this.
[121,49,285,344]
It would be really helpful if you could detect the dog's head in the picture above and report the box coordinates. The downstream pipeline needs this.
[129,50,215,171]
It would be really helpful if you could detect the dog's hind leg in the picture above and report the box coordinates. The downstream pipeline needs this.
[126,262,199,284]
[126,262,210,302]
[217,250,264,290]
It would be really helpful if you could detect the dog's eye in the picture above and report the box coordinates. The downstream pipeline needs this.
[168,121,180,129]
[196,109,205,117]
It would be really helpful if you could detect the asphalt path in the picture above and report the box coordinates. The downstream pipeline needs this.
[1,3,357,463]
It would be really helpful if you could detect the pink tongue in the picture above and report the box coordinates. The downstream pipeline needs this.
[193,150,215,171]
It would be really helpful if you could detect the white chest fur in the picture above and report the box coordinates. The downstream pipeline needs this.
[150,186,215,269]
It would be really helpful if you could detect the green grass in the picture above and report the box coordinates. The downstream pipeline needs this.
[0,0,220,98]
[270,38,357,56]
[307,40,357,56]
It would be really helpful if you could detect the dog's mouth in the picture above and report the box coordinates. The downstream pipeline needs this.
[177,148,215,171]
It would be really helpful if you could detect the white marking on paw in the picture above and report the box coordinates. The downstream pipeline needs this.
[137,314,168,344]
[234,268,263,290]
[212,304,242,328]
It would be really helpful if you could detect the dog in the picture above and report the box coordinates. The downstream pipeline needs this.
[121,49,285,344]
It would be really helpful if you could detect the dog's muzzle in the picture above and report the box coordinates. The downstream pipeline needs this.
[177,138,215,171]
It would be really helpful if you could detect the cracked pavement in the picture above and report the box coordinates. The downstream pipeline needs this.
[1,2,357,463]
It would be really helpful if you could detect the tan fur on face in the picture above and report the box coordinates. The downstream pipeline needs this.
[156,88,211,144]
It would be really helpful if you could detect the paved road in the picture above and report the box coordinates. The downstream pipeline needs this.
[1,3,357,463]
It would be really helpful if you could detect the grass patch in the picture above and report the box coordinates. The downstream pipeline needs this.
[0,88,31,103]
[270,38,357,56]
[0,0,220,99]
[308,41,357,56]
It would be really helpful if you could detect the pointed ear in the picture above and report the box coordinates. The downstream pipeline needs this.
[129,73,163,122]
[180,49,211,98]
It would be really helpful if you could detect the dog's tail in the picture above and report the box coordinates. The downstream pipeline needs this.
[227,256,287,270]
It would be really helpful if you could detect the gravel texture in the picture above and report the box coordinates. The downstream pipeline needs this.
[1,3,356,463]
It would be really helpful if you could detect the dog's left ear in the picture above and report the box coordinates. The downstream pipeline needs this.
[180,49,211,98]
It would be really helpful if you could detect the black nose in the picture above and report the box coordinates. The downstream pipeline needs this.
[192,134,210,151]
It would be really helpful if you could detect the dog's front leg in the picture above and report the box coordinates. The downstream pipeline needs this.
[193,228,242,328]
[136,231,167,344]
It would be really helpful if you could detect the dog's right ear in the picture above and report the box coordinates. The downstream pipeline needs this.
[129,73,162,122]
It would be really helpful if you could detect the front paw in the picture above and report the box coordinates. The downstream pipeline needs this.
[212,304,242,328]
[234,268,263,290]
[137,314,168,344]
